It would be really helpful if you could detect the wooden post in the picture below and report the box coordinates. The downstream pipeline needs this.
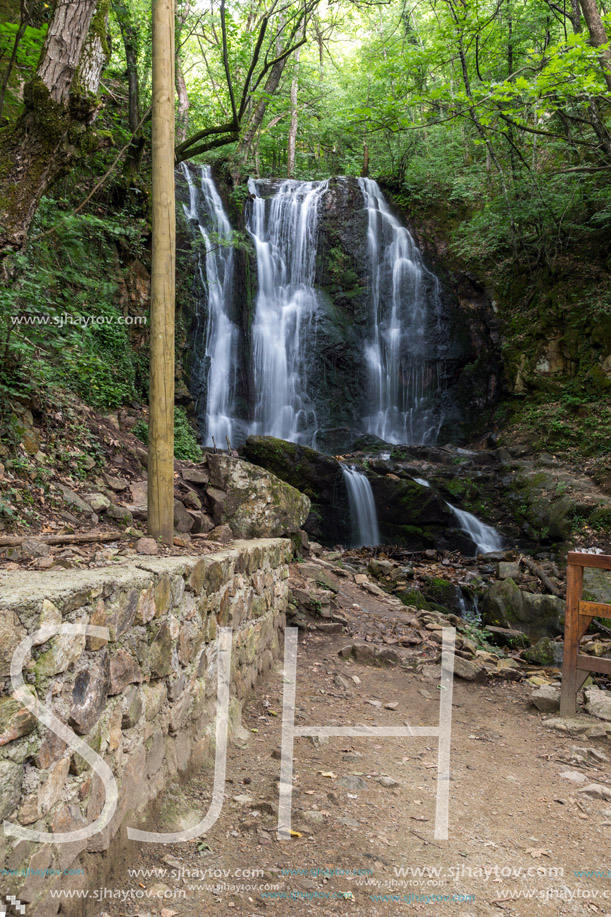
[560,553,611,715]
[560,559,584,715]
[148,0,175,544]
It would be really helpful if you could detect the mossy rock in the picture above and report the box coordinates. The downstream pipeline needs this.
[583,568,611,618]
[352,434,392,453]
[481,579,564,640]
[421,576,459,612]
[239,436,349,544]
[369,475,454,528]
[398,587,431,610]
[522,636,559,666]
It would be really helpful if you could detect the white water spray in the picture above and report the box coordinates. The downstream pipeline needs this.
[447,504,504,556]
[246,179,328,443]
[359,178,445,444]
[342,465,381,547]
[181,163,238,446]
[413,476,503,555]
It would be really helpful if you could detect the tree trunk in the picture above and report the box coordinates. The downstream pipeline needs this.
[234,56,287,177]
[114,1,141,133]
[0,0,110,260]
[175,0,190,145]
[148,0,176,544]
[361,137,369,177]
[287,47,300,177]
[113,0,144,176]
[580,0,611,93]
[175,55,189,144]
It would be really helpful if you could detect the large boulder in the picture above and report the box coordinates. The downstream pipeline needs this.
[482,578,564,640]
[239,436,349,544]
[201,453,310,539]
[368,474,469,551]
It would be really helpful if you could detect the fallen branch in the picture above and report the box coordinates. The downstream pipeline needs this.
[520,554,563,597]
[0,531,121,547]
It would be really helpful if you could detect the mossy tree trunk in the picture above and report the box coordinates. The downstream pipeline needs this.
[0,0,110,261]
[113,0,145,179]
[579,0,611,94]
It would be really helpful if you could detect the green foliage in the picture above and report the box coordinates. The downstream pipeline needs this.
[459,621,497,652]
[0,20,48,120]
[0,197,148,412]
[512,395,611,457]
[132,407,203,462]
[173,407,203,461]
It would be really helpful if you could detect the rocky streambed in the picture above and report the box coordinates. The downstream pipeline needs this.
[290,543,611,718]
[240,434,611,553]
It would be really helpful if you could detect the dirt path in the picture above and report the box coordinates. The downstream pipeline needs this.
[92,565,611,917]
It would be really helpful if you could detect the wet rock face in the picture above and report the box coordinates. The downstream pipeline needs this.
[240,435,474,550]
[368,474,460,549]
[179,170,500,452]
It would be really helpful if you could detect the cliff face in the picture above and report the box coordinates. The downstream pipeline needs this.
[177,169,502,452]
[313,178,501,447]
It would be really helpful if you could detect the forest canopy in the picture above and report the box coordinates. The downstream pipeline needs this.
[0,0,610,454]
[0,0,610,270]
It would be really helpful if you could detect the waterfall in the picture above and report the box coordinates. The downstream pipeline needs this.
[447,503,504,556]
[412,475,503,555]
[358,178,445,445]
[181,163,239,447]
[342,465,381,548]
[246,179,328,443]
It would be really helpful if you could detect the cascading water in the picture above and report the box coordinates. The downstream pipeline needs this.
[342,465,381,548]
[181,163,239,447]
[182,172,483,452]
[359,178,446,445]
[412,475,503,555]
[448,504,504,556]
[246,179,328,443]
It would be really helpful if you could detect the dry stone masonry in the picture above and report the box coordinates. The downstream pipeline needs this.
[0,538,292,915]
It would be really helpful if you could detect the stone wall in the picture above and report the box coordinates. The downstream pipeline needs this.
[0,538,291,914]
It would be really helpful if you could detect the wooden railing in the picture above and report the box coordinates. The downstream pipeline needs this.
[560,552,611,715]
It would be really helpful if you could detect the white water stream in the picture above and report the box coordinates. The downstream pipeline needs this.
[413,476,503,555]
[181,163,238,447]
[359,178,445,445]
[342,465,381,547]
[246,179,328,443]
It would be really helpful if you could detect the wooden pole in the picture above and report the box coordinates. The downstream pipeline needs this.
[560,559,584,715]
[148,0,175,544]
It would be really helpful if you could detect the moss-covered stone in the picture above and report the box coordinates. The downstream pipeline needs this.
[522,637,558,666]
[398,587,431,610]
[239,436,349,544]
[421,576,458,612]
[482,579,564,640]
